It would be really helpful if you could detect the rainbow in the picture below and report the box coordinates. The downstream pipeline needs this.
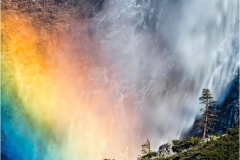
[2,12,143,160]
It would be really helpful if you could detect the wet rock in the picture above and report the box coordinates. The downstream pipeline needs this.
[218,73,239,133]
[187,73,239,137]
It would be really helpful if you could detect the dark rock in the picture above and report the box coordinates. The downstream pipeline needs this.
[187,73,239,137]
[217,73,239,133]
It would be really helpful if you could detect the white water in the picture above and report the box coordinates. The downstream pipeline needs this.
[92,0,238,152]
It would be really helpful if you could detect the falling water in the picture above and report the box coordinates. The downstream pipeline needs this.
[1,0,239,159]
[92,0,239,150]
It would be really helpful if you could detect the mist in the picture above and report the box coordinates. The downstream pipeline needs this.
[2,0,239,159]
[91,0,239,149]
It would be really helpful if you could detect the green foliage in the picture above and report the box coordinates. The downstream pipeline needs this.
[139,139,153,160]
[209,135,217,140]
[227,126,239,136]
[199,89,215,103]
[141,139,151,155]
[147,89,238,160]
[197,88,219,138]
[214,132,221,137]
[152,126,239,160]
[172,137,201,153]
[141,151,157,159]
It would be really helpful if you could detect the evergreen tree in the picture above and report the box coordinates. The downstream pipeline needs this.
[141,139,151,155]
[197,89,218,139]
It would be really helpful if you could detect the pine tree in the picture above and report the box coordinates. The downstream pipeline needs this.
[141,139,150,155]
[197,89,218,139]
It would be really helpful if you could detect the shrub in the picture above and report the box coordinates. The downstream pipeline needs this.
[141,151,157,159]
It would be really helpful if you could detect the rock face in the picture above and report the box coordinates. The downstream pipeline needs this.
[218,73,239,133]
[187,73,239,137]
[157,142,175,157]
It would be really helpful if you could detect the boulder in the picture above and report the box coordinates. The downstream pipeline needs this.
[157,142,175,157]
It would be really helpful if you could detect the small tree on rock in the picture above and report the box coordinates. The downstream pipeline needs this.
[197,88,218,139]
[141,139,150,155]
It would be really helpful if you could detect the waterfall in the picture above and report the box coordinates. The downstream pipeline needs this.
[2,0,238,159]
[93,0,239,149]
